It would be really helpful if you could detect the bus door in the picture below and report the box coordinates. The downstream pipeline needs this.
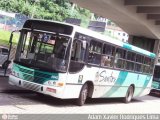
[69,37,88,84]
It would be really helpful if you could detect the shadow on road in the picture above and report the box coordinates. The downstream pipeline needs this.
[1,92,159,107]
[0,92,76,107]
[148,93,160,98]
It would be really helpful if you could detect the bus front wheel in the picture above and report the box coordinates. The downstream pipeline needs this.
[76,84,88,106]
[123,85,134,103]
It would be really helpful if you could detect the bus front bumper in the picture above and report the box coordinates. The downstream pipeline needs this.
[9,75,64,98]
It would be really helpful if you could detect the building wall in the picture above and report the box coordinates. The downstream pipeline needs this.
[106,26,129,42]
[106,29,128,42]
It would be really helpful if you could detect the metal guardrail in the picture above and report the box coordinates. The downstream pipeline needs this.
[0,55,7,65]
[0,45,16,76]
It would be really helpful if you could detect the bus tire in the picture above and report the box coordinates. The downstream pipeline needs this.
[123,85,134,103]
[76,84,88,106]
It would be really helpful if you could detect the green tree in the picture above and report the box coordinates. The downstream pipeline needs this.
[0,0,92,26]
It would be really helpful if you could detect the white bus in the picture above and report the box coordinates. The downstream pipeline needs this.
[9,19,156,106]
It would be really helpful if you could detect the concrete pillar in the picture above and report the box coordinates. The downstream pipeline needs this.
[154,39,160,64]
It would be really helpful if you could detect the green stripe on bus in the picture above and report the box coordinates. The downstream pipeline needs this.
[103,71,128,97]
[150,53,156,58]
[123,43,132,50]
[137,75,151,96]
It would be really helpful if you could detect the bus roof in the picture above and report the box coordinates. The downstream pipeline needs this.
[24,19,156,58]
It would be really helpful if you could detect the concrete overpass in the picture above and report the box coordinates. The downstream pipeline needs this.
[70,0,160,64]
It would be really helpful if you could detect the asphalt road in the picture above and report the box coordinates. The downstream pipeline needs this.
[0,76,160,114]
[0,90,159,114]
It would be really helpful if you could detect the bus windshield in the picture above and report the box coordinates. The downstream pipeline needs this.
[14,30,71,72]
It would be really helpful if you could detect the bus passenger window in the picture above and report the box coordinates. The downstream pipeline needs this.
[114,48,126,69]
[103,44,115,56]
[134,54,144,72]
[150,59,154,74]
[125,51,136,71]
[71,40,86,62]
[69,37,87,73]
[101,55,112,67]
[143,57,153,74]
[135,64,142,72]
[88,40,102,65]
[101,44,115,67]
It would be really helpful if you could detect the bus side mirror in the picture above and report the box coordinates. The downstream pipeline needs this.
[9,33,13,44]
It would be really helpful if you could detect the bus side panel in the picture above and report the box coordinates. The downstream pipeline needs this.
[62,84,82,98]
[133,75,152,97]
[63,66,100,98]
[97,69,131,98]
[64,65,153,99]
[92,69,126,98]
[100,71,152,98]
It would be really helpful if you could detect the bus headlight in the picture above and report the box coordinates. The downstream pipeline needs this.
[48,81,51,85]
[47,81,64,87]
[47,81,55,86]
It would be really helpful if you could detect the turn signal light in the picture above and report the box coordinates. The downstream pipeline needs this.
[57,82,64,87]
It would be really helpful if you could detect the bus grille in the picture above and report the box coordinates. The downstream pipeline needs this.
[19,67,51,78]
[22,74,34,81]
[23,81,41,91]
[22,73,48,84]
[19,67,34,75]
[18,66,53,84]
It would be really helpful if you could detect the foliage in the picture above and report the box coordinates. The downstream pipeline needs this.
[0,0,93,46]
[0,29,19,46]
[0,0,92,26]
